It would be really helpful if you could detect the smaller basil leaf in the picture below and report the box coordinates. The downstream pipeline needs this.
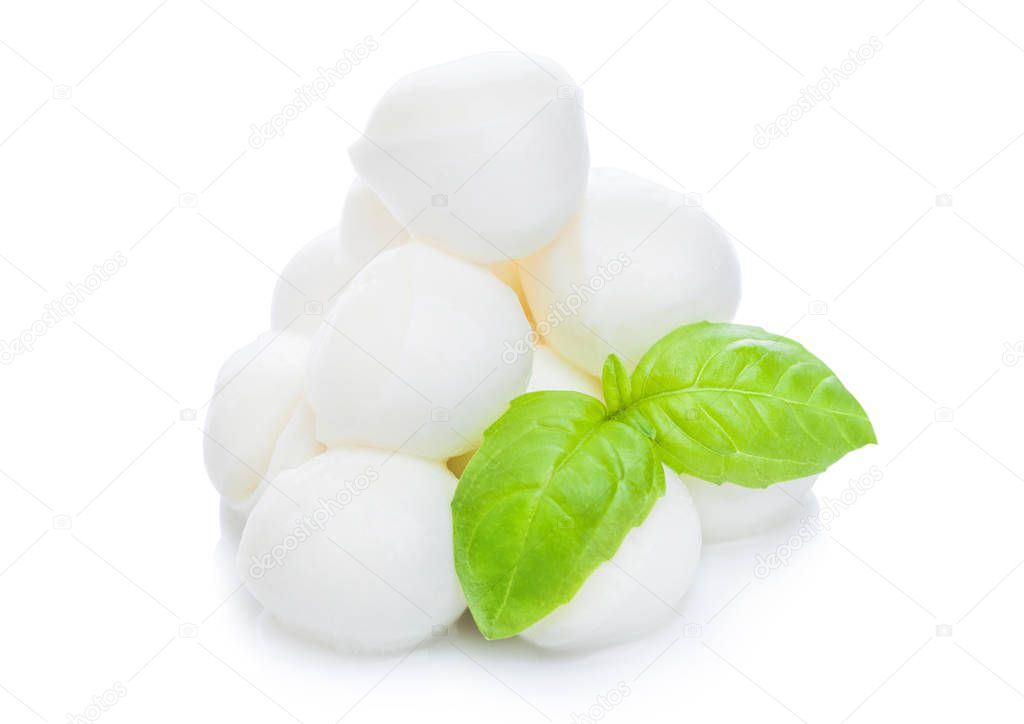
[452,391,664,639]
[619,322,876,487]
[602,354,632,414]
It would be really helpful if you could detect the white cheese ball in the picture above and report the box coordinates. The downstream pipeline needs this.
[307,241,533,459]
[339,177,411,263]
[682,475,817,544]
[231,399,326,519]
[527,345,600,396]
[270,227,343,335]
[521,470,701,649]
[349,52,589,263]
[520,168,741,376]
[203,331,308,508]
[270,182,409,335]
[265,399,323,483]
[237,448,466,653]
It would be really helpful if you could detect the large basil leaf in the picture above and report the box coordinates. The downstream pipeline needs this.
[452,391,664,640]
[616,322,875,487]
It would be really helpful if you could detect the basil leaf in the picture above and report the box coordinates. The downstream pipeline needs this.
[618,322,875,487]
[452,391,664,639]
[601,354,631,414]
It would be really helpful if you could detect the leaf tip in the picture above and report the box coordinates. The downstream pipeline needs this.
[470,609,515,641]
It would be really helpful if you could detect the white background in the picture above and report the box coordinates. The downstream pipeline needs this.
[2,1,1023,722]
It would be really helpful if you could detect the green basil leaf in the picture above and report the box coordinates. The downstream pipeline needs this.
[617,322,876,487]
[452,390,664,639]
[601,354,631,414]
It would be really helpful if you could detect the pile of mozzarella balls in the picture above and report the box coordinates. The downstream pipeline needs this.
[204,52,816,653]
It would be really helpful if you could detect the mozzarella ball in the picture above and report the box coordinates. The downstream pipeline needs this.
[520,168,741,376]
[219,397,323,521]
[339,177,411,263]
[307,241,533,459]
[521,470,701,649]
[231,399,326,519]
[271,183,409,336]
[527,345,600,396]
[203,331,308,507]
[218,499,246,544]
[265,399,323,482]
[237,448,466,653]
[270,228,343,335]
[349,52,589,263]
[682,475,817,544]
